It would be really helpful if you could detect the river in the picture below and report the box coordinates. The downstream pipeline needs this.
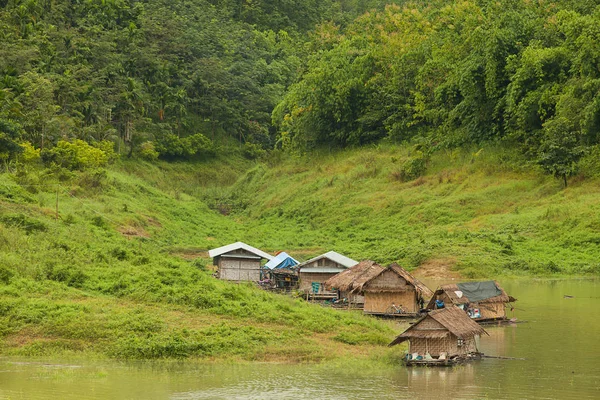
[1,279,598,399]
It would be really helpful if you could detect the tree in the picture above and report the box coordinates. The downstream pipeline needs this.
[537,117,584,187]
[0,118,23,164]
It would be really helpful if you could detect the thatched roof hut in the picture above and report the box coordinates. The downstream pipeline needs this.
[323,260,384,306]
[325,262,433,315]
[324,260,384,293]
[426,281,517,321]
[361,263,434,298]
[389,306,488,364]
[360,263,433,315]
[390,306,488,346]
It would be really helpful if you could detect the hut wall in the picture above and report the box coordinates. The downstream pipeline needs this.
[299,272,338,294]
[218,258,261,281]
[364,290,417,313]
[409,336,460,357]
[302,259,344,269]
[477,302,506,319]
[462,337,478,353]
[340,290,364,304]
[367,269,410,290]
[407,335,477,357]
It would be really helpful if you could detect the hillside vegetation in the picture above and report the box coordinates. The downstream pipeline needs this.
[222,144,600,277]
[1,142,600,360]
[3,0,600,361]
[0,153,399,361]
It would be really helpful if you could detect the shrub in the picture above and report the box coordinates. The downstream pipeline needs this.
[138,141,159,161]
[391,151,428,182]
[0,265,14,284]
[77,169,108,191]
[41,140,109,170]
[243,142,267,159]
[0,213,48,234]
[44,263,87,288]
[110,247,128,261]
[18,142,41,165]
[93,140,118,163]
[155,133,213,159]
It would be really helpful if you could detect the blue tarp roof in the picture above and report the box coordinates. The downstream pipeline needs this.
[264,252,299,270]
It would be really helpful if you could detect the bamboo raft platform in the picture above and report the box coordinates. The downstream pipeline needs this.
[405,352,483,367]
[477,317,525,326]
[365,311,421,319]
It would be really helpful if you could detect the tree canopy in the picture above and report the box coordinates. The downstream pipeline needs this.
[2,0,600,182]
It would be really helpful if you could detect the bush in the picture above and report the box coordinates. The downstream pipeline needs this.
[155,133,214,159]
[243,142,267,159]
[93,140,118,163]
[41,140,109,170]
[44,263,87,288]
[138,141,159,161]
[578,145,600,179]
[0,213,48,234]
[77,169,108,191]
[18,142,41,166]
[0,265,14,284]
[391,151,428,182]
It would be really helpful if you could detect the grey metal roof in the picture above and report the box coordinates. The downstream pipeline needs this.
[299,267,347,274]
[208,242,273,260]
[297,251,358,269]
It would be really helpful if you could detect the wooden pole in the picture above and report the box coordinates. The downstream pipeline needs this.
[55,185,59,220]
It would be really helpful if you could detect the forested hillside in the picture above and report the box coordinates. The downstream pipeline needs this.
[3,0,600,184]
[3,0,600,360]
[0,0,400,162]
[274,0,600,184]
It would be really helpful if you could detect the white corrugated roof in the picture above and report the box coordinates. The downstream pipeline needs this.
[298,251,358,269]
[208,242,273,260]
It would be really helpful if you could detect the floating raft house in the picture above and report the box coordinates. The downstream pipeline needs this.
[389,306,488,366]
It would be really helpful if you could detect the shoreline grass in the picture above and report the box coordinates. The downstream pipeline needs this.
[2,143,600,361]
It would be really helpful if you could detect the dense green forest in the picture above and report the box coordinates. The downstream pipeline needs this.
[274,0,600,185]
[0,0,399,161]
[2,0,600,184]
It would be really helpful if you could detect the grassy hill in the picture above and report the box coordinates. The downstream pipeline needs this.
[0,155,397,361]
[1,143,599,360]
[213,144,600,278]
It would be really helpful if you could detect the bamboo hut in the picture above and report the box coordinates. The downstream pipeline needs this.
[358,263,433,316]
[324,260,385,306]
[389,306,488,366]
[426,281,517,322]
[297,251,358,299]
[208,242,273,282]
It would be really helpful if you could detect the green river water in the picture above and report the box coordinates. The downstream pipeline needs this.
[1,279,599,399]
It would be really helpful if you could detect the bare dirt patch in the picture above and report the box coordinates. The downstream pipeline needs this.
[413,258,461,280]
[118,225,150,238]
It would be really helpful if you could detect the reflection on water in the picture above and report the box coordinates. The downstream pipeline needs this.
[1,280,599,399]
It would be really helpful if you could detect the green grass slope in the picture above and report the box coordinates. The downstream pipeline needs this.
[220,145,600,277]
[2,143,600,360]
[0,157,397,361]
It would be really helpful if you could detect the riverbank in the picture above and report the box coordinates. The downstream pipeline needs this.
[2,144,600,360]
[2,279,600,399]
